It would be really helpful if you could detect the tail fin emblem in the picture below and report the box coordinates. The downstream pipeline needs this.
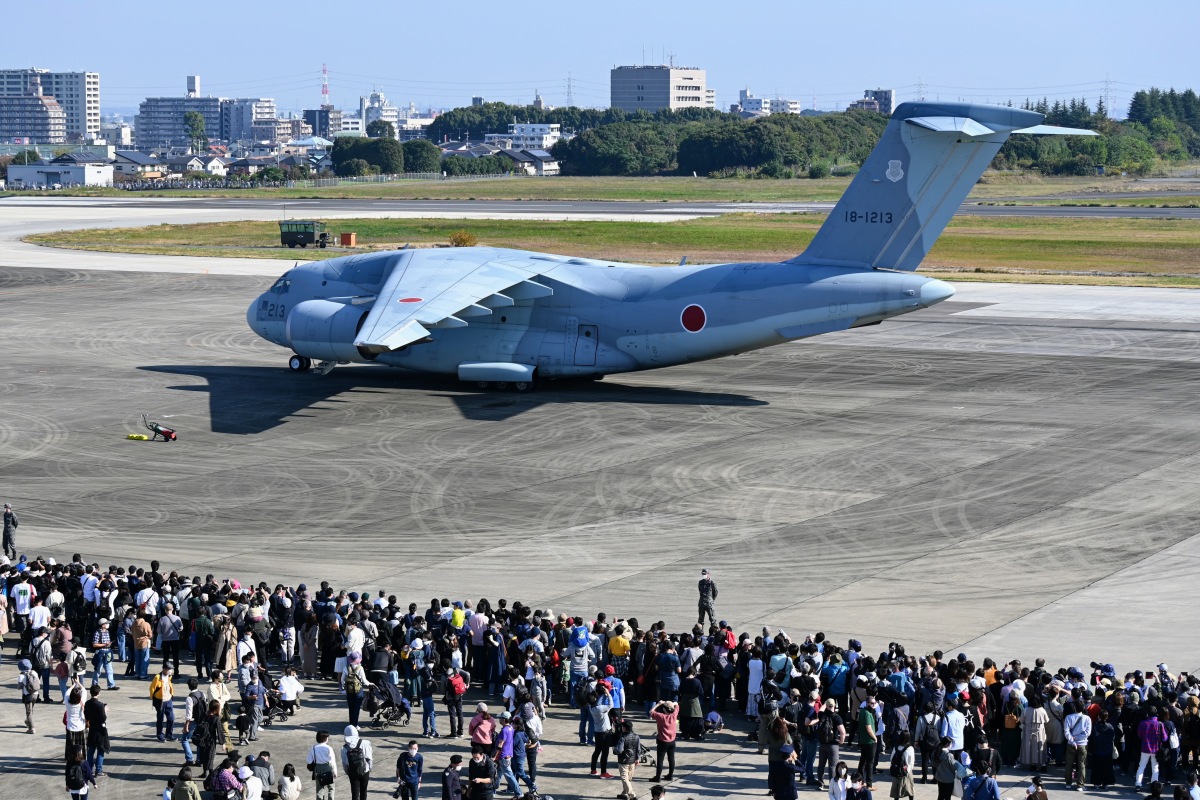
[886,160,904,182]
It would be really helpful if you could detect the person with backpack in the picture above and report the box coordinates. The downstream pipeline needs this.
[962,759,1002,800]
[64,746,95,800]
[18,657,40,733]
[810,698,846,790]
[888,730,915,800]
[31,625,53,702]
[343,650,368,727]
[915,702,944,783]
[443,666,469,738]
[341,725,373,800]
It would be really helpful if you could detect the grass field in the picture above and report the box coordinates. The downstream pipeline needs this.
[27,213,1200,287]
[9,172,1200,203]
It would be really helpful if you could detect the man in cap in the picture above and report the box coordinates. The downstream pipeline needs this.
[341,725,373,800]
[442,754,464,800]
[149,664,176,742]
[90,617,118,691]
[697,569,718,627]
[2,502,17,561]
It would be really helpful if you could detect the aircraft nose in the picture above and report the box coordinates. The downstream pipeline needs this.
[246,295,262,331]
[920,279,955,307]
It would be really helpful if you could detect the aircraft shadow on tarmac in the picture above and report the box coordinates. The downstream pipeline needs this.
[139,365,767,432]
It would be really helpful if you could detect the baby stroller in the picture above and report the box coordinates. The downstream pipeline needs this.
[260,688,289,727]
[638,740,656,768]
[363,680,411,729]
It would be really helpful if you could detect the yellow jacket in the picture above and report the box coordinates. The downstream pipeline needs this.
[149,673,174,701]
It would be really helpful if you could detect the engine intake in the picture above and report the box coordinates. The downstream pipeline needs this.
[285,299,374,362]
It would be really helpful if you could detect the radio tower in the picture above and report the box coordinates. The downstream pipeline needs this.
[321,63,329,107]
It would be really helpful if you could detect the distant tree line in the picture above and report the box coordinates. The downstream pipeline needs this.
[330,137,443,176]
[993,90,1200,175]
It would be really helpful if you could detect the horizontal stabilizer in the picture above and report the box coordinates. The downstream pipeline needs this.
[906,116,995,137]
[1011,124,1099,137]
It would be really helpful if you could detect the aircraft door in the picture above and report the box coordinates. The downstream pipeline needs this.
[574,324,598,366]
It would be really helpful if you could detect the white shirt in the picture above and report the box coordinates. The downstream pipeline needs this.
[243,775,264,800]
[10,583,34,615]
[278,675,305,701]
[81,574,100,605]
[29,605,51,630]
[307,742,338,777]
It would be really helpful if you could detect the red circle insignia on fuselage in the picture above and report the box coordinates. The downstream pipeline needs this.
[681,304,706,333]
[398,297,423,303]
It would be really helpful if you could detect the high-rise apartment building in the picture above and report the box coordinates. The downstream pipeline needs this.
[136,76,222,149]
[610,65,714,113]
[0,76,67,143]
[853,89,894,115]
[0,68,100,140]
[221,98,277,142]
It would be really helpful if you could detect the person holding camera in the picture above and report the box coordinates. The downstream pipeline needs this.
[394,740,422,800]
[651,699,680,782]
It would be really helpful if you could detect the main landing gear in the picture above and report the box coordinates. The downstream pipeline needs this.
[474,380,535,393]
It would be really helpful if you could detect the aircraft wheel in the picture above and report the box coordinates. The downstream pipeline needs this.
[512,380,534,393]
[475,381,490,389]
[289,355,311,372]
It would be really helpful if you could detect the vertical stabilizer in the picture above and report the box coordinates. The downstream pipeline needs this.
[792,102,1049,271]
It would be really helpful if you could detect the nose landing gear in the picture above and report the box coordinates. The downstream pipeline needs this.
[288,355,311,372]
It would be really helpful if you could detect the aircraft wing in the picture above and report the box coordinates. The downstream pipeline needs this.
[353,250,555,353]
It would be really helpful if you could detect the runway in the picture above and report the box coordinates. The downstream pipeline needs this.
[3,193,1199,797]
[1,262,1198,673]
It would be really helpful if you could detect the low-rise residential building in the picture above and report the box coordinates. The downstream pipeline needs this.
[484,122,570,150]
[113,149,163,179]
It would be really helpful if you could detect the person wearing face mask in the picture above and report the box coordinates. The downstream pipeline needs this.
[441,754,463,800]
[395,740,423,800]
[467,745,497,800]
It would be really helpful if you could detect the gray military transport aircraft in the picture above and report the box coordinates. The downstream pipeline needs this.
[248,101,1093,390]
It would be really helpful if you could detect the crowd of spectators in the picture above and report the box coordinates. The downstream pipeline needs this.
[4,550,1200,800]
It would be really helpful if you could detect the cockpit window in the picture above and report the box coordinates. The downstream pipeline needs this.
[270,277,291,294]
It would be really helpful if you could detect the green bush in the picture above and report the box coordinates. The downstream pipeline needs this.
[807,162,831,179]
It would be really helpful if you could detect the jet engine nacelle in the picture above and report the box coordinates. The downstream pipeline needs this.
[285,299,372,362]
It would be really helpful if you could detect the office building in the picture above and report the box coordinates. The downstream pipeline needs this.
[303,105,342,140]
[610,65,714,113]
[0,68,100,140]
[136,76,222,149]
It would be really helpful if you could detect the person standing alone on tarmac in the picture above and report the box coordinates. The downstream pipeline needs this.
[697,569,717,628]
[3,502,18,561]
